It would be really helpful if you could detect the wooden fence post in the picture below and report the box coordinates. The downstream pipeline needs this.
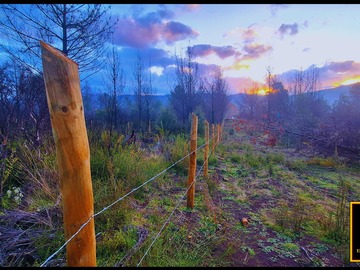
[212,123,215,154]
[187,113,198,209]
[204,120,209,178]
[40,41,96,267]
[217,124,221,144]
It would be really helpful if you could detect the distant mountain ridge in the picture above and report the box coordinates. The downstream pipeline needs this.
[317,85,352,106]
[228,84,355,107]
[86,83,356,112]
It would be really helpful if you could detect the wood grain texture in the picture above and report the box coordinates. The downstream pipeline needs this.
[187,113,198,209]
[204,120,209,178]
[40,41,96,266]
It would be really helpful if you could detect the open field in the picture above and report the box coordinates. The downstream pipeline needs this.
[1,119,360,267]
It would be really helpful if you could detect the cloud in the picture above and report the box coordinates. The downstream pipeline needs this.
[242,27,258,43]
[320,61,359,74]
[118,47,174,69]
[181,4,200,12]
[112,7,198,48]
[278,23,299,38]
[223,25,258,44]
[226,76,257,94]
[317,61,360,88]
[242,43,272,60]
[277,61,360,90]
[162,21,198,44]
[269,4,288,16]
[190,44,241,59]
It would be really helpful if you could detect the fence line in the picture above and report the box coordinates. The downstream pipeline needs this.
[136,149,212,266]
[40,138,214,267]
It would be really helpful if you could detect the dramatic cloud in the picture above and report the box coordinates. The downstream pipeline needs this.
[278,23,299,37]
[277,61,360,90]
[320,61,359,74]
[190,44,241,59]
[162,21,198,44]
[112,8,198,48]
[318,61,360,87]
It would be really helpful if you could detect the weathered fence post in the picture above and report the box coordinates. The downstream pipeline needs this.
[217,124,221,145]
[40,41,96,267]
[212,123,215,154]
[204,120,209,178]
[187,113,198,209]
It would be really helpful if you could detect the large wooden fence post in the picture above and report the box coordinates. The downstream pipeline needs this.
[204,120,209,178]
[187,113,198,209]
[40,41,96,267]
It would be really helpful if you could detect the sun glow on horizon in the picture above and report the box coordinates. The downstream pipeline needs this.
[257,89,267,95]
[246,87,276,96]
[335,76,360,87]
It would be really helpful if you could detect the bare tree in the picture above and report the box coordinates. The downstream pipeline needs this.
[143,59,156,133]
[103,44,126,137]
[203,67,229,124]
[170,47,202,127]
[0,61,50,146]
[265,66,273,123]
[0,4,116,77]
[237,83,262,120]
[269,78,289,124]
[132,54,146,131]
[285,66,330,149]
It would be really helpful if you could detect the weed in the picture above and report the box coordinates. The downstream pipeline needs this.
[230,153,241,163]
[286,158,306,172]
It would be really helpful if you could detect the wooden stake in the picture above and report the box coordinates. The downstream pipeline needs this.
[204,120,209,178]
[217,124,221,145]
[40,41,96,267]
[187,113,198,209]
[212,123,215,154]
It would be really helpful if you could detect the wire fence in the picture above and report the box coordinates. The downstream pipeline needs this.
[40,135,217,267]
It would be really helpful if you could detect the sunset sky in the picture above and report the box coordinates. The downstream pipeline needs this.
[91,3,360,95]
[2,4,360,95]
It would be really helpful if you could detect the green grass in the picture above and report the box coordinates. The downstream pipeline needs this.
[2,125,359,267]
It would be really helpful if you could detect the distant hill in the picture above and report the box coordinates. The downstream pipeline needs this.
[317,85,351,106]
[86,84,356,114]
[227,84,355,108]
[84,93,170,111]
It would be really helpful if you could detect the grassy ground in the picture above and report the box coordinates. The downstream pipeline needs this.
[1,120,360,267]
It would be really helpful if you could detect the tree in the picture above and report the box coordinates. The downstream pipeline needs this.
[102,44,126,136]
[237,83,262,120]
[285,66,330,149]
[0,61,50,147]
[265,66,273,123]
[144,59,156,133]
[169,47,203,128]
[203,67,229,124]
[132,54,147,131]
[329,83,360,153]
[0,4,116,77]
[287,67,325,131]
[269,77,289,124]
